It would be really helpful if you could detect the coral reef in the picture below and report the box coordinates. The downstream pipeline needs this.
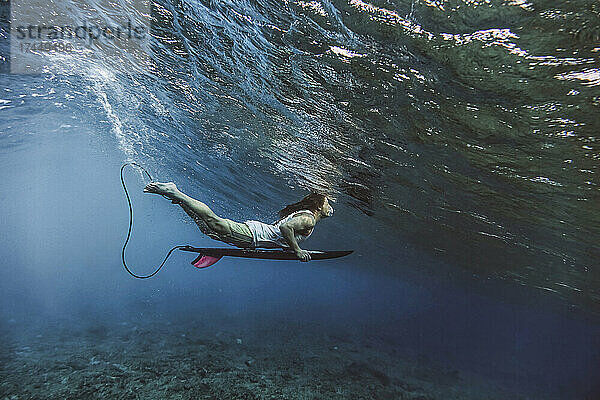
[0,317,540,400]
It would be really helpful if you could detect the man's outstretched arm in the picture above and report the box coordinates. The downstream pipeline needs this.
[279,215,315,262]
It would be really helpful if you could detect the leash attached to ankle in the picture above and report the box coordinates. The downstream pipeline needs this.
[120,162,185,279]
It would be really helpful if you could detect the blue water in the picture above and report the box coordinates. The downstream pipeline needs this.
[1,0,599,398]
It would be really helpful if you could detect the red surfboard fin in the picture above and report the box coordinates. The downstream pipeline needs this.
[192,255,223,269]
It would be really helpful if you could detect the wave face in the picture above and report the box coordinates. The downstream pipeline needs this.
[1,0,599,310]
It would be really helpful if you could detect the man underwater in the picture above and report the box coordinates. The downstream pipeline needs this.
[143,182,334,262]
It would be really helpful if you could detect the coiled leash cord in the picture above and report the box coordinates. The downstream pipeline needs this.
[120,162,186,279]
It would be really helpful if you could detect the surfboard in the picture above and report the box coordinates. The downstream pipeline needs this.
[178,246,353,268]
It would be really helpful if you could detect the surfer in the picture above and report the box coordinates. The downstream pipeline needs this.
[143,182,334,261]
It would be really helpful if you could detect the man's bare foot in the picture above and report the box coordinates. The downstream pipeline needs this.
[143,182,179,200]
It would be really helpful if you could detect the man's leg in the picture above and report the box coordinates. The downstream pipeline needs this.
[177,201,223,239]
[144,182,229,236]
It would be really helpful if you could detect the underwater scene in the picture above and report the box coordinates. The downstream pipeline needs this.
[0,0,599,398]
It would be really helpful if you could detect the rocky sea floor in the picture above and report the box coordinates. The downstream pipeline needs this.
[1,315,546,400]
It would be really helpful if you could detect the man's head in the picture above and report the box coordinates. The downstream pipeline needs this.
[279,193,334,219]
[320,197,334,218]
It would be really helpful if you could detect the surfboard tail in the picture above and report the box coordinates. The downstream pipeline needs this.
[192,254,223,269]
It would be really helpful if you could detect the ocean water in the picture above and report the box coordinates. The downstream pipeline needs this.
[1,0,599,399]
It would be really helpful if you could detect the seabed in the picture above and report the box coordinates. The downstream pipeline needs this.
[1,315,538,400]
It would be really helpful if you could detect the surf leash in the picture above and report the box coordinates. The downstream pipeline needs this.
[120,162,187,279]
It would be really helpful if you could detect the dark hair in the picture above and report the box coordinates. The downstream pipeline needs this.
[278,193,327,219]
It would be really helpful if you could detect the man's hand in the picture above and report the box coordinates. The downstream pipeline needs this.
[280,214,315,262]
[295,249,312,262]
